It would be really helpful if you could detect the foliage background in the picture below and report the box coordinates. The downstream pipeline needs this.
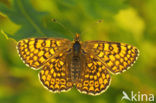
[0,0,156,103]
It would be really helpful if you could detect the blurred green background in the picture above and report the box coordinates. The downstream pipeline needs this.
[0,0,156,103]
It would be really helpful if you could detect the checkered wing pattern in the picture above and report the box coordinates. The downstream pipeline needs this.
[76,54,111,95]
[39,52,73,92]
[82,41,139,74]
[16,38,70,69]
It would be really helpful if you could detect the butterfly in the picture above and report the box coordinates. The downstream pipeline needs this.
[16,34,139,96]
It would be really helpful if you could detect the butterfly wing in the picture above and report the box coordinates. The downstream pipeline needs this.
[76,54,111,95]
[39,52,73,92]
[82,41,139,74]
[16,38,71,69]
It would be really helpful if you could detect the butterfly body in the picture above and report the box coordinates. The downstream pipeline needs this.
[68,34,82,82]
[16,34,139,96]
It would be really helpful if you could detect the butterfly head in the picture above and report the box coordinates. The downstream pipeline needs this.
[74,33,80,42]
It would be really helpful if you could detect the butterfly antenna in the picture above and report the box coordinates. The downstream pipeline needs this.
[51,18,74,36]
[81,19,104,35]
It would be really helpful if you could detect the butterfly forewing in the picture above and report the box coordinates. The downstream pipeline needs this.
[82,41,139,74]
[16,38,71,69]
[76,54,111,96]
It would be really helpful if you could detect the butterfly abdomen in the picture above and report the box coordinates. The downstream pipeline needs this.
[70,56,81,82]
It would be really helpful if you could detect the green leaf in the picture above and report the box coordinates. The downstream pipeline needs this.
[0,0,71,41]
[0,0,127,41]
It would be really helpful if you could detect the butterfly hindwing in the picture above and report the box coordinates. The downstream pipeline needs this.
[76,54,111,96]
[39,52,73,92]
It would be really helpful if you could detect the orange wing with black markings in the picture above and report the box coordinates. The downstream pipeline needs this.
[39,52,73,92]
[82,41,139,74]
[76,54,111,96]
[16,38,71,69]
